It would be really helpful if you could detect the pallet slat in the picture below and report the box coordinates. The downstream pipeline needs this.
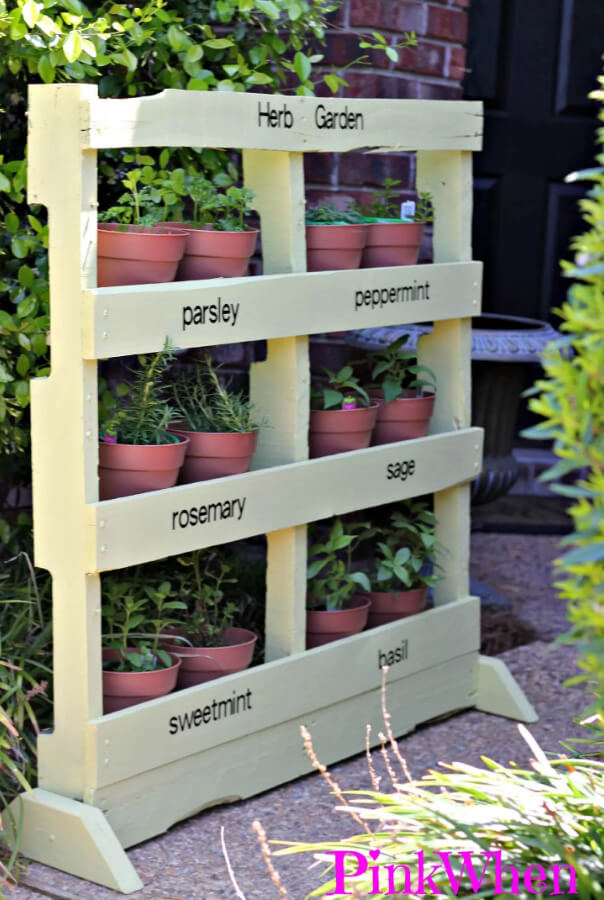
[89,427,483,572]
[86,597,479,788]
[82,92,483,152]
[85,261,482,359]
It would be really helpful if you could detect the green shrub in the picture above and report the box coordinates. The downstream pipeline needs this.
[524,74,604,719]
[258,719,604,899]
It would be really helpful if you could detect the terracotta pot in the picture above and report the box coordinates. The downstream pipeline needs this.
[309,404,378,458]
[162,627,258,688]
[362,221,425,268]
[306,223,368,272]
[306,596,371,648]
[102,648,181,713]
[169,428,258,482]
[363,587,427,628]
[97,224,188,287]
[369,389,435,443]
[174,224,259,279]
[98,436,189,500]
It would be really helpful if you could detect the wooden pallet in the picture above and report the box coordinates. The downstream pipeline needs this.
[8,85,536,893]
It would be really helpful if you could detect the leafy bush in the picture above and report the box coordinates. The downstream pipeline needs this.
[259,718,604,900]
[524,74,604,720]
[0,554,51,890]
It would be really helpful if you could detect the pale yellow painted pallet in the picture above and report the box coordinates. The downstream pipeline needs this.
[8,85,536,893]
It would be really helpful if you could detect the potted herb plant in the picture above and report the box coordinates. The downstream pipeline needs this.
[366,336,436,443]
[359,179,433,268]
[98,160,188,287]
[306,519,371,648]
[102,575,186,713]
[160,548,258,686]
[309,365,378,458]
[169,353,260,482]
[99,343,189,500]
[174,174,259,280]
[305,203,368,271]
[354,502,442,628]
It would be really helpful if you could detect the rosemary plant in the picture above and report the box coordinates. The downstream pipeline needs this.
[171,354,260,434]
[100,342,178,445]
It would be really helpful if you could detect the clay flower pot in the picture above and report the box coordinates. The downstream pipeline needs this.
[364,587,427,628]
[97,224,188,287]
[370,389,435,443]
[169,428,258,482]
[362,220,425,268]
[306,223,368,272]
[306,596,371,648]
[102,648,181,713]
[98,435,189,500]
[174,224,259,279]
[162,627,258,688]
[309,404,378,458]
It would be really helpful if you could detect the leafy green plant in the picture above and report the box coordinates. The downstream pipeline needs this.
[171,353,260,434]
[358,178,434,223]
[305,203,361,225]
[0,554,52,890]
[307,518,370,611]
[367,336,436,404]
[102,574,187,672]
[99,341,178,444]
[522,74,604,720]
[265,721,603,900]
[311,365,370,411]
[369,502,442,592]
[168,548,239,647]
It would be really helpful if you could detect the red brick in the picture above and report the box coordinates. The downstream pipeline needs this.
[343,71,417,99]
[396,40,447,77]
[449,45,467,81]
[325,33,364,67]
[418,80,463,100]
[304,153,336,185]
[350,0,425,34]
[427,5,467,42]
[453,0,470,7]
[338,152,412,189]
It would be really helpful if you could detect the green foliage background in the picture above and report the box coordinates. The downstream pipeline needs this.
[526,74,604,719]
[0,0,349,551]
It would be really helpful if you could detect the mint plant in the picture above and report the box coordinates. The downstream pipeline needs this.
[307,518,371,611]
[311,365,370,410]
[305,203,362,225]
[102,576,187,673]
[367,336,436,403]
[359,179,434,223]
[169,549,239,647]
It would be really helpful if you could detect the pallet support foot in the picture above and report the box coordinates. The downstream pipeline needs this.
[6,788,142,894]
[474,655,538,723]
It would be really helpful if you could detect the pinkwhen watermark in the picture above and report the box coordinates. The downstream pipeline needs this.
[325,849,576,895]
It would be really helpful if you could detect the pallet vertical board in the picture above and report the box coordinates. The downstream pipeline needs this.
[11,85,537,893]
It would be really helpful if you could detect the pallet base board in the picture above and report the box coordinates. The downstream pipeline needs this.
[9,653,535,894]
[6,789,142,893]
[474,655,538,722]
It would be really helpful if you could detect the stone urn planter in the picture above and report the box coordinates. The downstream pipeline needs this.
[347,315,559,504]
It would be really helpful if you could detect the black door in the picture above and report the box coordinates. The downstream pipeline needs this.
[464,0,604,321]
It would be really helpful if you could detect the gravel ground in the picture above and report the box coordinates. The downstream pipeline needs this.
[12,533,589,900]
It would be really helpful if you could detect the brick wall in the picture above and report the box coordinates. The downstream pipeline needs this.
[305,0,469,219]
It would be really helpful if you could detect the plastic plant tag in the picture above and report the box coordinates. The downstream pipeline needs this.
[342,395,356,410]
[401,200,416,219]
